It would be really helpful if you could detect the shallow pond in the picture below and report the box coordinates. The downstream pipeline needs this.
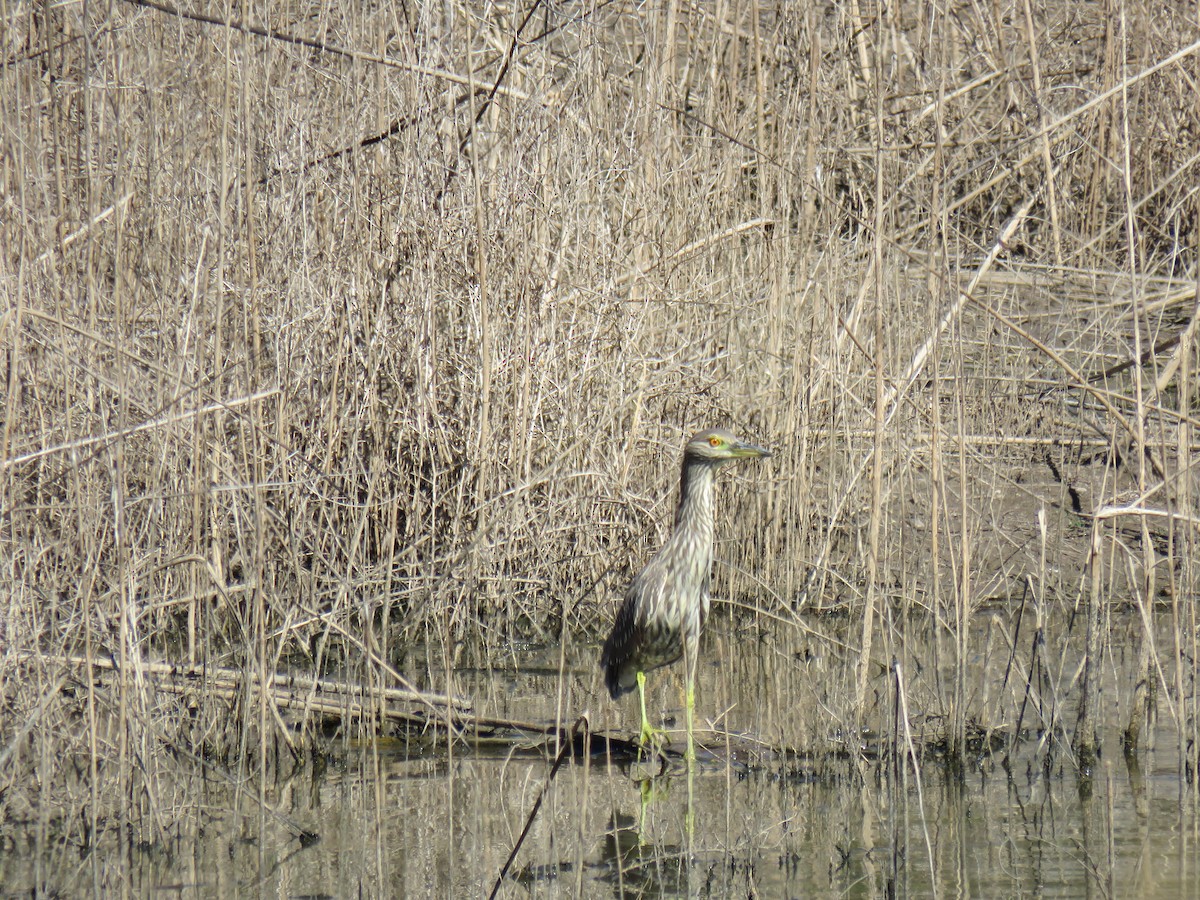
[4,610,1199,897]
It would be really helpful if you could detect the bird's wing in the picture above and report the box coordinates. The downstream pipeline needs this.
[600,580,642,668]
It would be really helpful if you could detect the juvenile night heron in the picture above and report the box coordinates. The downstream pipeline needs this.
[600,428,771,757]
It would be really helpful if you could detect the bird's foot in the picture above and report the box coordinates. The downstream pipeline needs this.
[638,720,670,754]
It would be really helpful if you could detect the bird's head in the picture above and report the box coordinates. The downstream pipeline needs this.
[684,429,772,464]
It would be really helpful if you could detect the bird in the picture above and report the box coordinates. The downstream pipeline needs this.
[600,427,771,759]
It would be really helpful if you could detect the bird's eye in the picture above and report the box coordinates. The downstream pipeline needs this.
[708,436,722,447]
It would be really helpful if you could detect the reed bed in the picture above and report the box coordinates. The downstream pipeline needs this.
[3,0,1199,867]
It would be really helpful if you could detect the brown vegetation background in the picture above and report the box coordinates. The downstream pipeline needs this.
[3,0,1200,814]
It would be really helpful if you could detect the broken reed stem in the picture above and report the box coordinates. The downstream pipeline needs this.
[893,663,936,897]
[1076,522,1104,770]
[856,23,887,732]
[23,651,469,709]
[25,651,588,747]
[489,715,590,900]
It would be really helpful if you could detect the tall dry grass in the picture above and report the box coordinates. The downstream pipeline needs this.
[2,0,1199,849]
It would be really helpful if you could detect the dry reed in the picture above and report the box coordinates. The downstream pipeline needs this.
[2,0,1199,871]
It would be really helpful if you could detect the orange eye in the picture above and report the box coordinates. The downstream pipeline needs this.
[708,436,721,447]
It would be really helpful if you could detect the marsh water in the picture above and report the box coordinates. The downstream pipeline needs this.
[5,609,1200,898]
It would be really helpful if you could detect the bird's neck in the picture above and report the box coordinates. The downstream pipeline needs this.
[673,459,716,538]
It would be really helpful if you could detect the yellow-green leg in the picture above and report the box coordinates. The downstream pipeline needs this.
[684,680,697,839]
[685,682,696,764]
[636,671,664,749]
[683,639,699,766]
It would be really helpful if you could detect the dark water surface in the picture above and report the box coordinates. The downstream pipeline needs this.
[4,612,1199,897]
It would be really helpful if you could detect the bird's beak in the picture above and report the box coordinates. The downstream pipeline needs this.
[731,441,771,459]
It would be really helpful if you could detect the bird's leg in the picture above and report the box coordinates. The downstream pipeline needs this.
[683,639,699,765]
[684,662,697,838]
[636,671,664,750]
[685,680,696,764]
